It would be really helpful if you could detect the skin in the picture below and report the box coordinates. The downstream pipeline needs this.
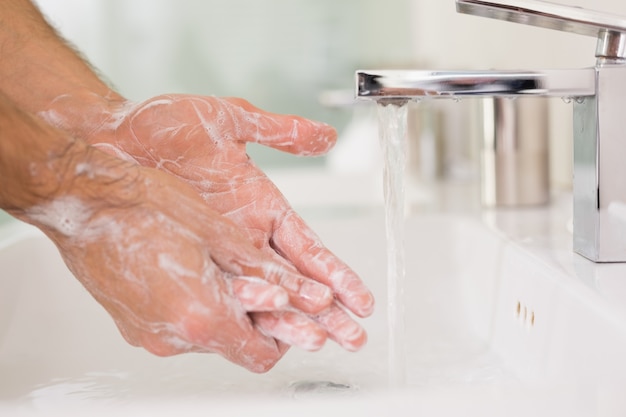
[1,96,311,371]
[41,94,374,350]
[0,1,375,371]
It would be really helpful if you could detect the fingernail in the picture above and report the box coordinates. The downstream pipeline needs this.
[356,292,375,317]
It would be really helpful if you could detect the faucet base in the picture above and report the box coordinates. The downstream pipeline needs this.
[573,66,626,262]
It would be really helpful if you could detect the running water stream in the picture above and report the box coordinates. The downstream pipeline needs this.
[376,100,409,388]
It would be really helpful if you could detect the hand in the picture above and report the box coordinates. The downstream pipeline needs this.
[27,143,330,372]
[68,95,375,351]
[0,0,374,366]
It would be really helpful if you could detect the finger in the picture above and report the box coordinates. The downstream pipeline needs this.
[213,329,286,373]
[272,211,375,318]
[315,303,368,352]
[230,276,289,312]
[223,97,338,156]
[180,309,287,373]
[199,214,334,315]
[139,329,285,373]
[253,311,327,352]
[236,261,334,315]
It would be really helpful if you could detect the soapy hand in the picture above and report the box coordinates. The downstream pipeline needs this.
[43,95,375,351]
[2,0,373,371]
[5,100,335,372]
[41,94,374,352]
[26,143,332,372]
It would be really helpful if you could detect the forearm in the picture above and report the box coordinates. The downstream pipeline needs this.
[0,0,124,138]
[0,93,72,211]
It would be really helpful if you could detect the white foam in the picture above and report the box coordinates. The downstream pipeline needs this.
[26,196,92,237]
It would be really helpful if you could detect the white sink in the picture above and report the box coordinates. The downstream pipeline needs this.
[2,173,626,416]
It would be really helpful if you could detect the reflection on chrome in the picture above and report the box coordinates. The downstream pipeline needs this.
[356,69,595,99]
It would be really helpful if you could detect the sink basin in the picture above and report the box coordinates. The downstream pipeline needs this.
[2,174,626,416]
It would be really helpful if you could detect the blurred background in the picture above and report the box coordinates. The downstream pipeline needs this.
[0,0,625,227]
[32,0,626,177]
[30,0,626,170]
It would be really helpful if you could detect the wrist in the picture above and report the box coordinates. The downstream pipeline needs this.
[37,90,129,143]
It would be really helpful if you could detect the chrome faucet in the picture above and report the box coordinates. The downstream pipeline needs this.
[356,0,626,263]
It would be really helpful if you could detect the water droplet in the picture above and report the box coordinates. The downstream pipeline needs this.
[453,96,462,103]
[575,97,586,104]
[562,96,573,104]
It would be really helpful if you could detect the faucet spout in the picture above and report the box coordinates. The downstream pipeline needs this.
[356,69,596,100]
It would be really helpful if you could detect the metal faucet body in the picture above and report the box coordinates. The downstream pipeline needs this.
[573,65,626,262]
[357,0,626,262]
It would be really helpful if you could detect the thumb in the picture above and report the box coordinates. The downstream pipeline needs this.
[224,97,337,156]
